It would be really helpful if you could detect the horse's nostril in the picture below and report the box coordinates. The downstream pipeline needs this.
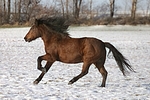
[24,37,28,42]
[24,37,26,40]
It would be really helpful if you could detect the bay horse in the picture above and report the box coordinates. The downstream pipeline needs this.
[24,17,134,87]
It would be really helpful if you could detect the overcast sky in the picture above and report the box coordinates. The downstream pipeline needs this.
[40,0,148,12]
[40,0,123,6]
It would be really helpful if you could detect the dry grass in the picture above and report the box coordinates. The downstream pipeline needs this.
[1,17,150,27]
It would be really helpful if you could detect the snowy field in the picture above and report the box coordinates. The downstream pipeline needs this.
[0,25,150,100]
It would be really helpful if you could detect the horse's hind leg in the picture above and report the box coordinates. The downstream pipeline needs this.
[68,62,91,85]
[94,62,107,87]
[99,66,107,87]
[34,61,53,84]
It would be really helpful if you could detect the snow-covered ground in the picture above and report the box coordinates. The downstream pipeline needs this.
[0,25,150,100]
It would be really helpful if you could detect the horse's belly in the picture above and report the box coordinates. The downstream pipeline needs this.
[59,54,82,63]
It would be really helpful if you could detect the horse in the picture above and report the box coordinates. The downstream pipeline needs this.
[24,17,134,87]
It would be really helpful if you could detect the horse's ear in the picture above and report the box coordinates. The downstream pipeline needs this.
[35,19,39,26]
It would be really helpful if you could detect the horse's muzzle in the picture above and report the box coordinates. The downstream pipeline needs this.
[24,37,31,42]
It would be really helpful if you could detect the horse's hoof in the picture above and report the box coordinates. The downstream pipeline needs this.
[33,80,39,85]
[100,85,105,87]
[68,81,73,85]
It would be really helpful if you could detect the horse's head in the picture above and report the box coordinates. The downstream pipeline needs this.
[24,17,70,42]
[24,19,42,42]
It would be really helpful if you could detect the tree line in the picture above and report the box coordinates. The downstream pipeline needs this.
[0,0,150,26]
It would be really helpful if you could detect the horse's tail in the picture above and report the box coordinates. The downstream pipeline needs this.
[104,42,135,76]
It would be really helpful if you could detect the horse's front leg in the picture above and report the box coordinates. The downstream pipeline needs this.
[34,61,53,84]
[37,55,47,72]
[34,55,54,84]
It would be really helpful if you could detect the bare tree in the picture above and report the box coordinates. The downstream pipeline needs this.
[0,1,2,24]
[109,0,115,18]
[22,0,41,21]
[90,0,93,19]
[131,0,137,20]
[95,2,109,18]
[6,0,11,23]
[122,0,129,16]
[18,0,21,22]
[146,0,150,16]
[66,0,69,18]
[73,0,82,20]
[60,0,65,17]
[3,0,6,23]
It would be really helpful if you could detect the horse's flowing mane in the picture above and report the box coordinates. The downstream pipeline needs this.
[36,17,70,36]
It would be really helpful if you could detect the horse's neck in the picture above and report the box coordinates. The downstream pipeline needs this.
[41,29,62,44]
[41,25,70,46]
